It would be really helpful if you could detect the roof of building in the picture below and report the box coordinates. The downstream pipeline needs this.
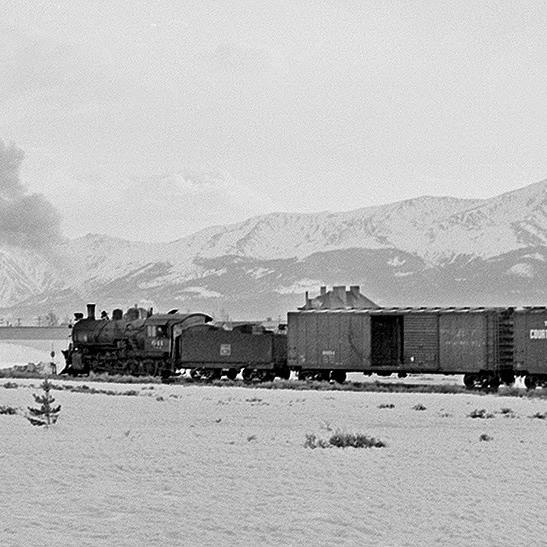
[298,285,379,310]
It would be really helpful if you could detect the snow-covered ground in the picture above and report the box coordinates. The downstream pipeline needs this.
[0,340,67,369]
[1,380,545,545]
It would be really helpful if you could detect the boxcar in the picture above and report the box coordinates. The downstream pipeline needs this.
[513,307,547,388]
[287,307,520,387]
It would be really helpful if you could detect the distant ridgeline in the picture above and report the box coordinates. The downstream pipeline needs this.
[0,327,71,340]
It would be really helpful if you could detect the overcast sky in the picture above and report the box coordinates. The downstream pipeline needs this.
[2,1,547,242]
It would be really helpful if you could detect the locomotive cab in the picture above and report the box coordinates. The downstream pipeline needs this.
[144,321,171,354]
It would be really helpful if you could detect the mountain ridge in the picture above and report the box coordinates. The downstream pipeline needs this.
[0,180,545,320]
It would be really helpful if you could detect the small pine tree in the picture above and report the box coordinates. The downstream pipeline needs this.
[26,378,61,427]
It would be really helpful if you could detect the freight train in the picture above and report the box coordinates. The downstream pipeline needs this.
[62,296,547,390]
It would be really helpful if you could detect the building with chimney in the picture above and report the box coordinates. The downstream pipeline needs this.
[299,285,379,310]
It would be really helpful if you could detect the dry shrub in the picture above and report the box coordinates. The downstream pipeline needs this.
[87,372,161,384]
[412,403,427,411]
[56,384,140,397]
[378,403,395,409]
[329,432,386,448]
[468,408,495,419]
[529,412,546,419]
[498,407,517,418]
[304,432,385,449]
[304,433,329,449]
[479,433,493,442]
[0,405,19,415]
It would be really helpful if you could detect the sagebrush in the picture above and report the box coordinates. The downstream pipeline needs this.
[304,431,385,449]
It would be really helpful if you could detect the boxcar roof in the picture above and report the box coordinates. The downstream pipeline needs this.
[290,306,546,315]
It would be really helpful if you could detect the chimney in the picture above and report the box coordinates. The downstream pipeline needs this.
[112,309,123,321]
[349,285,360,297]
[320,286,327,296]
[305,291,310,308]
[333,285,347,307]
[87,303,96,320]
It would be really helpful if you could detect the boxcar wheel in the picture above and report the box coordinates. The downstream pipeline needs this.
[330,370,346,384]
[463,373,476,389]
[500,372,515,386]
[277,367,291,380]
[488,376,500,392]
[524,375,537,390]
[298,370,314,381]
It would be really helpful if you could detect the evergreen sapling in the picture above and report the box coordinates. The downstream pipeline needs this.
[26,378,61,427]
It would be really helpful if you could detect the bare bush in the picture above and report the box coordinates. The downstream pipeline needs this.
[304,431,385,449]
[468,409,495,419]
[0,405,19,415]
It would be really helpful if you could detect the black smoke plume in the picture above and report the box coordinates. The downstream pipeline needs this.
[0,140,62,249]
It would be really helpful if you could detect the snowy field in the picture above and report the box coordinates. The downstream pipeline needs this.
[0,340,67,369]
[1,379,545,546]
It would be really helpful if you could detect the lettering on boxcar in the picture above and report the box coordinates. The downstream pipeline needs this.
[530,329,547,339]
[220,343,231,356]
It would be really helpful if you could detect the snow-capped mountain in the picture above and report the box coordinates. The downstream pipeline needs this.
[0,245,64,307]
[1,180,545,320]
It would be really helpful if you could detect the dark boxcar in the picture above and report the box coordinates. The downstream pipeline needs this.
[513,307,547,388]
[437,309,499,374]
[287,310,371,371]
[288,308,506,387]
[288,309,407,373]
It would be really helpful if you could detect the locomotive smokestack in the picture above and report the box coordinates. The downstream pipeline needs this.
[87,303,96,320]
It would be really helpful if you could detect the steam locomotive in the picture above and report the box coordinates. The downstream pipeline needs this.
[61,304,289,381]
[62,296,547,390]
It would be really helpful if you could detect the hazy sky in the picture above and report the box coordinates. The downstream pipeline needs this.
[2,1,547,242]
